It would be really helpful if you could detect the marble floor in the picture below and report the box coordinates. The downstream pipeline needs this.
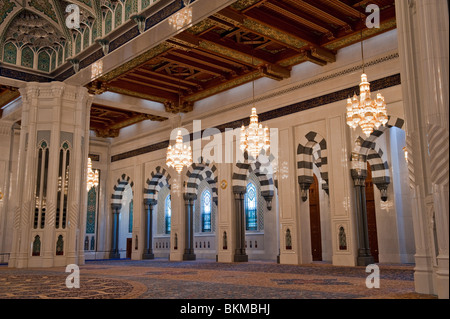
[0,259,437,300]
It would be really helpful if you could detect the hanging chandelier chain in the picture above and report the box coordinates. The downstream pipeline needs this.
[360,10,365,73]
[345,7,389,137]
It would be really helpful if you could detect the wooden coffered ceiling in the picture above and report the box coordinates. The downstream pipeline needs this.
[90,103,168,138]
[88,0,396,114]
[0,85,20,118]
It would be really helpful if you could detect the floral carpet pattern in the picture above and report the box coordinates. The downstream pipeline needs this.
[0,259,437,299]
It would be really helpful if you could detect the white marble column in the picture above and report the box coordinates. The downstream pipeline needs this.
[0,121,16,264]
[169,171,185,261]
[395,0,449,298]
[278,127,301,265]
[8,82,92,268]
[216,163,234,263]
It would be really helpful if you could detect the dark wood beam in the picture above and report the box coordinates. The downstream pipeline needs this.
[135,67,204,90]
[224,6,321,47]
[161,54,230,78]
[129,69,200,92]
[121,76,190,95]
[265,0,338,39]
[108,80,179,101]
[295,0,354,30]
[191,32,278,65]
[327,0,364,18]
[169,50,242,75]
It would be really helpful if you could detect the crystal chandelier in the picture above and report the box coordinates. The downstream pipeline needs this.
[168,0,193,30]
[346,73,388,136]
[86,157,99,191]
[166,130,192,174]
[346,12,388,137]
[240,107,270,158]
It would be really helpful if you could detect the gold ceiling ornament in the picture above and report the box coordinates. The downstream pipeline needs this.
[166,130,193,174]
[169,0,193,30]
[86,157,99,191]
[346,12,388,137]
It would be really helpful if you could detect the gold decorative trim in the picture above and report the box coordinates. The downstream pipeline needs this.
[242,19,306,49]
[198,41,262,66]
[220,180,228,190]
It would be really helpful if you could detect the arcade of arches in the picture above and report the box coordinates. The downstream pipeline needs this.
[0,0,448,299]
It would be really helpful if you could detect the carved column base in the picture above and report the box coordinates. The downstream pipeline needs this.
[183,252,196,260]
[233,253,248,263]
[142,253,155,260]
[109,252,120,259]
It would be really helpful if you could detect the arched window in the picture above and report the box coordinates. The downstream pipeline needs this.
[165,195,171,234]
[201,190,212,232]
[245,182,258,231]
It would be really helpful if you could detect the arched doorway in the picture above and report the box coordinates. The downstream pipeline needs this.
[119,184,133,259]
[309,174,322,261]
[365,163,379,263]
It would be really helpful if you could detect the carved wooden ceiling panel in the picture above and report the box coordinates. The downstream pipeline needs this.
[90,103,168,138]
[89,0,396,114]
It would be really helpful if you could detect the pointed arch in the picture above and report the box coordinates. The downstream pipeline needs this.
[232,151,275,209]
[2,42,17,64]
[296,131,329,193]
[21,46,34,69]
[351,116,405,179]
[185,159,218,205]
[144,166,171,205]
[111,174,134,209]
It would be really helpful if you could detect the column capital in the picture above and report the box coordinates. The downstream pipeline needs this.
[111,203,122,212]
[233,192,245,200]
[353,178,366,187]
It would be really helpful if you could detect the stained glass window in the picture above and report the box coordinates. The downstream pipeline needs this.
[129,199,133,233]
[201,190,211,232]
[245,182,257,231]
[165,195,171,234]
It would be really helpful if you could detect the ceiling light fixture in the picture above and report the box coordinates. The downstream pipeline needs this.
[169,0,193,30]
[86,157,99,191]
[166,130,192,174]
[346,11,388,137]
[239,49,270,158]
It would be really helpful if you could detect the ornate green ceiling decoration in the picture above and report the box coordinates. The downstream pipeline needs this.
[0,0,16,25]
[29,0,58,23]
[231,0,261,11]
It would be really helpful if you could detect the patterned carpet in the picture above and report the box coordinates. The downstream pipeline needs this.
[0,259,437,300]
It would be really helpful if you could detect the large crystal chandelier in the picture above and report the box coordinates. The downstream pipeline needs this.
[346,12,388,137]
[240,108,270,158]
[86,157,99,191]
[168,0,193,30]
[346,73,388,136]
[166,130,192,174]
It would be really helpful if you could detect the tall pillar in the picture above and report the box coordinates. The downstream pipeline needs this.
[110,205,121,259]
[143,203,154,259]
[0,121,16,265]
[8,82,92,268]
[233,191,248,262]
[353,177,374,266]
[395,0,449,298]
[183,196,195,260]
